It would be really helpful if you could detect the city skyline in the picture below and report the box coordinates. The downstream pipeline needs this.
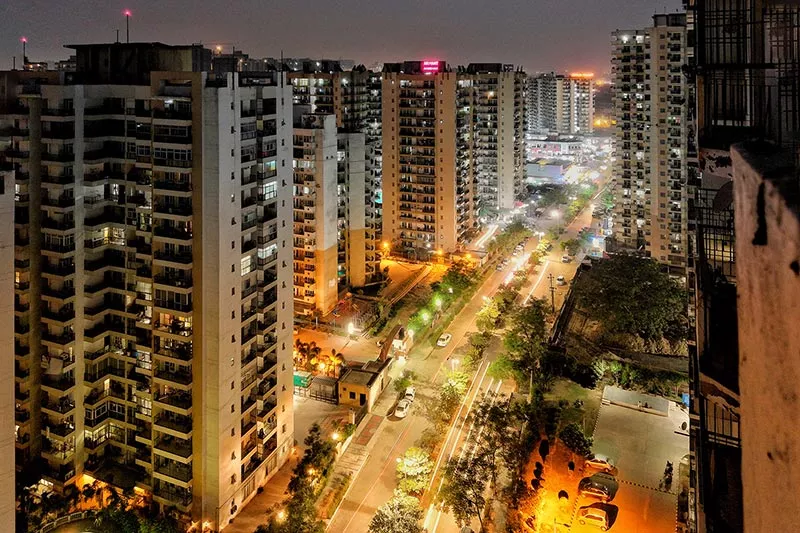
[1,0,682,73]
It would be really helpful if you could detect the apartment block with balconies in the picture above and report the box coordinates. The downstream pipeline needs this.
[382,61,467,256]
[0,169,15,531]
[0,42,294,531]
[289,64,381,294]
[611,14,690,277]
[526,72,594,136]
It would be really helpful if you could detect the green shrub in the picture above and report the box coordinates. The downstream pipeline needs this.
[559,423,593,456]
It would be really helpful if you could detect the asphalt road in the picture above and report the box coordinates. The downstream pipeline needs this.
[328,184,606,533]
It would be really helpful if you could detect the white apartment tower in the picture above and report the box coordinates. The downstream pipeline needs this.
[1,43,294,530]
[611,14,689,275]
[526,72,594,135]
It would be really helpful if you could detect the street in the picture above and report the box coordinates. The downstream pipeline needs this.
[326,189,605,533]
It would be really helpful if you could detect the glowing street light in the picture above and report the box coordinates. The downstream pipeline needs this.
[434,297,442,309]
[276,510,286,523]
[421,310,430,322]
[550,209,561,219]
[332,431,340,441]
[347,322,355,335]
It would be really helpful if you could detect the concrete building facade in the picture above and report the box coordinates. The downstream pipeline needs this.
[0,169,14,532]
[461,64,526,214]
[0,42,294,530]
[289,64,381,298]
[526,72,594,135]
[685,1,800,532]
[611,14,690,276]
[382,60,465,256]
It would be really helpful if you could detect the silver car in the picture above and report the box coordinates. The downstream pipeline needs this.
[394,398,412,418]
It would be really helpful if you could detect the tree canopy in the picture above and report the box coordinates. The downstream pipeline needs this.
[574,254,687,340]
[369,493,424,533]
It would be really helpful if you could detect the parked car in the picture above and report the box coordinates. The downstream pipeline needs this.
[585,454,618,475]
[561,255,571,263]
[437,333,453,347]
[404,387,416,402]
[578,477,612,502]
[394,399,412,418]
[577,506,609,530]
[556,275,566,286]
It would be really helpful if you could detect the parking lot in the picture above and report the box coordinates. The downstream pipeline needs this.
[570,401,689,532]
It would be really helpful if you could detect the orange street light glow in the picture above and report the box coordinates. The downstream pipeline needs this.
[570,72,595,78]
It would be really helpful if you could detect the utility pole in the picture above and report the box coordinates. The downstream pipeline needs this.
[548,273,556,313]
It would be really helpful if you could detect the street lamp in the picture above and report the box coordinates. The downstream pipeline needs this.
[276,511,286,523]
[434,297,442,309]
[347,322,355,336]
[421,311,430,322]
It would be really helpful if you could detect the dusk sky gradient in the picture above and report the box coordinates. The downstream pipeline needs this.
[1,0,682,75]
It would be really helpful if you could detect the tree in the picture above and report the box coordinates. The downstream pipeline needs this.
[574,254,687,339]
[559,423,593,456]
[475,300,500,333]
[504,299,548,377]
[369,493,424,533]
[487,354,517,381]
[561,238,581,256]
[396,447,434,495]
[439,455,490,529]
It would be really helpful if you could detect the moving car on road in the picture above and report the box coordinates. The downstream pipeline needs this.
[437,333,453,347]
[556,275,566,286]
[394,398,412,418]
[561,254,571,263]
[577,506,609,530]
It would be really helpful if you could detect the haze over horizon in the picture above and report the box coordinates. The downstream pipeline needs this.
[1,0,682,74]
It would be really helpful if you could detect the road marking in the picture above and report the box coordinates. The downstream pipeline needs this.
[523,260,551,304]
[335,417,414,532]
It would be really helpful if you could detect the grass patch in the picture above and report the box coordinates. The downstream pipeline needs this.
[319,472,353,519]
[544,379,602,437]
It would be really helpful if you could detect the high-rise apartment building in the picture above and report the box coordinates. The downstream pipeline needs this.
[1,42,295,530]
[461,64,526,214]
[291,112,340,316]
[526,72,594,135]
[382,61,525,255]
[685,1,800,532]
[611,14,690,276]
[0,169,14,532]
[288,64,381,315]
[382,61,467,255]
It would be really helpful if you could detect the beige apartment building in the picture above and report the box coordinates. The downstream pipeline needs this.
[611,14,689,276]
[1,42,294,530]
[382,61,467,256]
[288,64,381,314]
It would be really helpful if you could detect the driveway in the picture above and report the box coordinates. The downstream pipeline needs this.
[570,402,688,533]
[591,403,688,491]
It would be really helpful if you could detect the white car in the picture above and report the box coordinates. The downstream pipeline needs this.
[403,387,416,402]
[437,333,453,347]
[556,275,566,286]
[577,506,609,530]
[394,399,412,418]
[561,255,571,263]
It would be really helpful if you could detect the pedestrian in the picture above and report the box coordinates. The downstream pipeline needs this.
[637,401,642,409]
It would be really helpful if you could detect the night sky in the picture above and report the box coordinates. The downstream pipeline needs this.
[1,0,682,75]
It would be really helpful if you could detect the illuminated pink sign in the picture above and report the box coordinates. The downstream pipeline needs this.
[422,60,440,74]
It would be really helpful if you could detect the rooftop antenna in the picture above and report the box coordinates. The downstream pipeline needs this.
[115,29,120,43]
[20,37,27,69]
[123,9,132,43]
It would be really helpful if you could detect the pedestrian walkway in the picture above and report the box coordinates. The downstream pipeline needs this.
[223,455,299,533]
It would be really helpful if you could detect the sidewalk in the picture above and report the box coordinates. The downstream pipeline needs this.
[224,455,299,533]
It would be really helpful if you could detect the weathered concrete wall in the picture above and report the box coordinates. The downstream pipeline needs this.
[731,142,800,533]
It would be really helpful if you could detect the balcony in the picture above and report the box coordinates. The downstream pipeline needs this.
[44,421,76,438]
[154,414,193,436]
[154,462,193,483]
[154,367,192,386]
[41,330,75,346]
[154,437,193,459]
[154,225,192,240]
[154,391,192,411]
[42,397,76,416]
[154,250,193,265]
